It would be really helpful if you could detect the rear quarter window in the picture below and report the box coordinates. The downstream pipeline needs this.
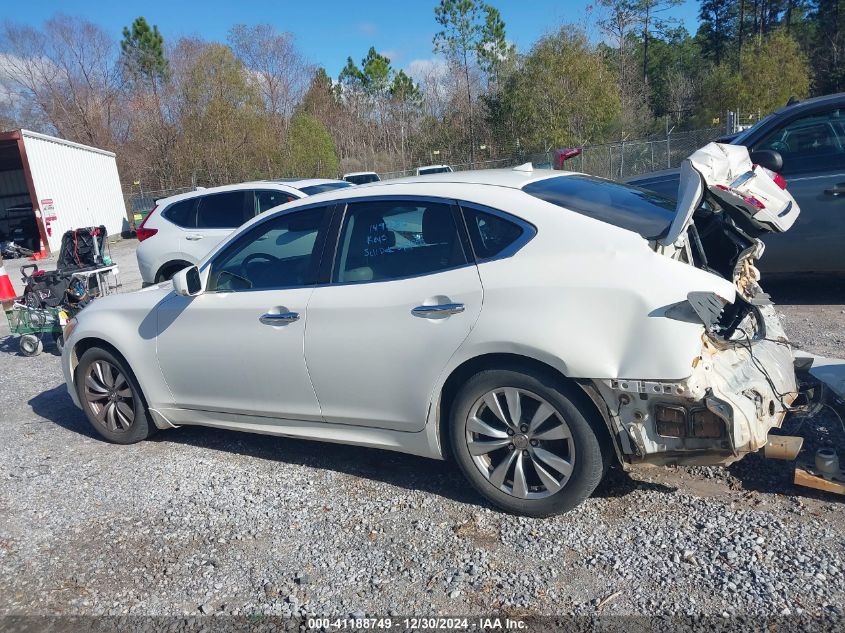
[162,198,197,228]
[522,175,676,240]
[461,206,532,260]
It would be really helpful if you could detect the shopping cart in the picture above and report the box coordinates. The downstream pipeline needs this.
[4,301,74,356]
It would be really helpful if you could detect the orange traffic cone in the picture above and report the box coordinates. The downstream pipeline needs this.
[0,255,17,302]
[30,238,48,261]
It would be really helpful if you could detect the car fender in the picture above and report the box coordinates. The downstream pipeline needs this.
[65,286,175,410]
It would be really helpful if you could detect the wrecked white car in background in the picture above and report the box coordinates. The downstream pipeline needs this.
[62,143,804,517]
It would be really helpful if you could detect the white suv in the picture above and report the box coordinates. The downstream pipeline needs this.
[136,179,350,285]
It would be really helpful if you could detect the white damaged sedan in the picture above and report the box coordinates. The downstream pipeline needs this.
[62,143,801,516]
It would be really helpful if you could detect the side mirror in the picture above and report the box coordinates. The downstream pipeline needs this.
[172,266,203,297]
[749,149,783,173]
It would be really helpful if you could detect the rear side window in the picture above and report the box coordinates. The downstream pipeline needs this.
[162,198,197,227]
[195,191,248,229]
[255,189,297,214]
[462,207,527,260]
[523,175,676,240]
[333,200,466,283]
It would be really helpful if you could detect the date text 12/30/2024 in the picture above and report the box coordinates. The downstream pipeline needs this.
[307,617,528,630]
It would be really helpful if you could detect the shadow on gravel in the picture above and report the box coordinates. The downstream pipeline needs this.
[30,384,489,508]
[28,384,97,439]
[155,425,492,508]
[591,466,678,498]
[765,274,845,306]
[0,333,61,356]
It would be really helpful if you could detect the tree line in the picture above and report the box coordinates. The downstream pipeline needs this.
[0,0,838,190]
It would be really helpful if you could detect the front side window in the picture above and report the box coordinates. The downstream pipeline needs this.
[195,191,249,229]
[208,207,328,291]
[755,108,845,174]
[255,189,297,214]
[333,200,466,283]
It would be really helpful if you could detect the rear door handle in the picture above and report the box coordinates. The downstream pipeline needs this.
[185,234,204,241]
[259,312,300,325]
[412,303,465,317]
[824,184,845,196]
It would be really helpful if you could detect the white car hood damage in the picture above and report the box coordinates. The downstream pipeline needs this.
[661,142,801,247]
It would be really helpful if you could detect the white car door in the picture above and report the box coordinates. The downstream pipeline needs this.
[156,205,332,421]
[178,190,253,265]
[305,198,483,432]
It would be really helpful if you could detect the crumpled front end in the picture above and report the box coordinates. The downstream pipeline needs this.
[594,303,798,466]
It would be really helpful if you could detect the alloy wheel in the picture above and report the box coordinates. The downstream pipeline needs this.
[83,360,135,433]
[465,387,575,499]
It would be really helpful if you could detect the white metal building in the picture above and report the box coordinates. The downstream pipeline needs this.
[0,129,128,254]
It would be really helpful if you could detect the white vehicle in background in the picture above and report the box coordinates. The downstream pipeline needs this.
[135,179,351,285]
[64,144,803,516]
[343,171,381,185]
[416,164,453,176]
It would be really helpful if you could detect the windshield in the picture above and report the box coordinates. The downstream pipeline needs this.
[299,182,353,196]
[523,175,676,240]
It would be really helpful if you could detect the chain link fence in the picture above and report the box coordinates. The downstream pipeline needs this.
[564,127,722,181]
[123,185,194,229]
[121,127,722,229]
[380,127,721,181]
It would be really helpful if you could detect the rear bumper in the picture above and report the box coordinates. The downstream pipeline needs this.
[595,304,798,466]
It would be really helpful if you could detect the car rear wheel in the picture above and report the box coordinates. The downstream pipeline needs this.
[75,347,155,444]
[450,368,606,517]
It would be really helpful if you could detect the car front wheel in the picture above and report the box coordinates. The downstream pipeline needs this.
[450,367,606,517]
[75,347,155,444]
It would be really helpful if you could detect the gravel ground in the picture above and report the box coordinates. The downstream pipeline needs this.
[0,241,843,620]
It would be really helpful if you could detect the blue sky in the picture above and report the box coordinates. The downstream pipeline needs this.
[15,0,701,78]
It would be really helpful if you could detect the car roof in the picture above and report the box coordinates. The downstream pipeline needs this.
[361,166,574,189]
[155,181,299,206]
[416,164,450,170]
[155,178,346,206]
[268,178,346,187]
[774,91,845,115]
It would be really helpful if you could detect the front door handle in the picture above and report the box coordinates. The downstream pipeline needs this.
[412,303,465,317]
[824,184,845,196]
[259,312,300,325]
[185,234,204,241]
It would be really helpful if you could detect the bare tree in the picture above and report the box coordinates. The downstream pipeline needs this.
[0,15,123,148]
[228,24,311,129]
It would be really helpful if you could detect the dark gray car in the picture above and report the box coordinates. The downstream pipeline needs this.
[628,93,845,273]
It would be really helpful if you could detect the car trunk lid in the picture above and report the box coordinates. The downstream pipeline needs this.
[660,143,800,247]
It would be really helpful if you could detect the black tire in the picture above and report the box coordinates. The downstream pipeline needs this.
[75,346,155,444]
[19,334,43,357]
[450,367,606,517]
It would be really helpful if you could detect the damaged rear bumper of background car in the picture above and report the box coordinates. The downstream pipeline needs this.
[591,304,798,466]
